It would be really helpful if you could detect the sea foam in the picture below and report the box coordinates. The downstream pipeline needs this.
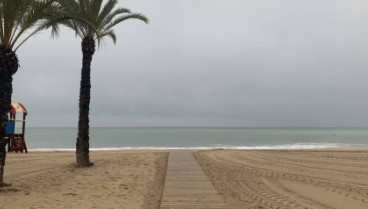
[28,143,365,151]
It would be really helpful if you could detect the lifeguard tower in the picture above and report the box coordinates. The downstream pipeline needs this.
[5,103,28,153]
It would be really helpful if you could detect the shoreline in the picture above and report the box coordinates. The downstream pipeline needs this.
[24,144,368,152]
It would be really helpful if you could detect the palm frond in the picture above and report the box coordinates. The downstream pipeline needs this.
[0,0,68,50]
[90,0,103,18]
[96,29,116,45]
[104,13,148,32]
[100,7,131,28]
[55,0,148,47]
[96,0,119,25]
[14,27,42,51]
[11,0,55,48]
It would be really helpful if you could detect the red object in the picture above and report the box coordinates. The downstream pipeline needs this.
[9,147,23,153]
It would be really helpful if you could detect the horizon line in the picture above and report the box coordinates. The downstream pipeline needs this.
[25,126,368,129]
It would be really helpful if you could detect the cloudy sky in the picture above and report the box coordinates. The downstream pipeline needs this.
[11,0,368,127]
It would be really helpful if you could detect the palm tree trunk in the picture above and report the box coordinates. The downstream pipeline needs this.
[0,73,12,185]
[0,45,18,185]
[76,37,95,166]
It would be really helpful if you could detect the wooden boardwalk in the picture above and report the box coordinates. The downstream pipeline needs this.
[160,150,227,209]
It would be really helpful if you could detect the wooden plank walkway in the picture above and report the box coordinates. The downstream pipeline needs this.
[160,150,227,209]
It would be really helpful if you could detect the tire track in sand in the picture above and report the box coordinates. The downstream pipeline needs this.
[194,149,368,209]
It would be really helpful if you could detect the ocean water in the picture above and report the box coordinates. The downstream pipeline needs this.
[18,127,368,151]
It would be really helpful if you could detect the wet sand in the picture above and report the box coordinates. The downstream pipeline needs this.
[0,151,168,209]
[194,148,368,209]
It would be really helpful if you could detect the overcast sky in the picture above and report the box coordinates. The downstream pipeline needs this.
[11,0,368,127]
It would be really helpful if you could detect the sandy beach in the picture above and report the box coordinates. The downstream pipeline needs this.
[1,149,368,209]
[0,151,168,209]
[194,148,368,209]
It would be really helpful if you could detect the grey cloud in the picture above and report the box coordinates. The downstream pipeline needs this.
[11,0,368,127]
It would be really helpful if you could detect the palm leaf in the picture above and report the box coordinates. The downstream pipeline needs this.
[100,7,131,28]
[0,0,69,51]
[104,13,148,32]
[56,0,149,47]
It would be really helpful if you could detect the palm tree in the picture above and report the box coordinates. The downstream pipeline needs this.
[56,0,148,166]
[0,0,66,186]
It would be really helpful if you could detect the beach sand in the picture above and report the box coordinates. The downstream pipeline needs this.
[0,150,168,209]
[194,148,368,209]
[1,149,368,209]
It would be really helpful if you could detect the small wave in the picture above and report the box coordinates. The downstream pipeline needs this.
[27,143,365,151]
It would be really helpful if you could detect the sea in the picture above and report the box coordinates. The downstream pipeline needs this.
[17,127,368,151]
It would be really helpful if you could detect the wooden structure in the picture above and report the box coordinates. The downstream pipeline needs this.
[160,150,227,209]
[5,103,28,153]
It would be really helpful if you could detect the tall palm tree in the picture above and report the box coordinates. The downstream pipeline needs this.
[56,0,148,166]
[0,0,65,185]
